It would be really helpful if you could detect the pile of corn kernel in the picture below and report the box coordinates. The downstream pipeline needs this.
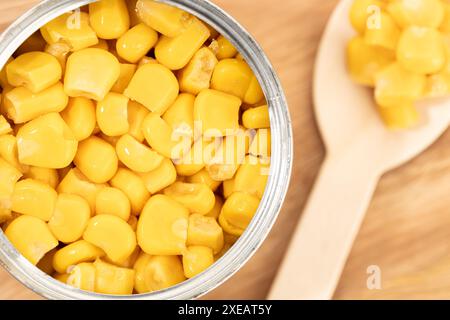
[0,0,271,295]
[347,0,450,129]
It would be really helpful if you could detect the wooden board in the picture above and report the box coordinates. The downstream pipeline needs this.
[2,0,450,300]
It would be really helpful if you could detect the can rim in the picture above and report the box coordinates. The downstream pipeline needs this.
[0,0,294,300]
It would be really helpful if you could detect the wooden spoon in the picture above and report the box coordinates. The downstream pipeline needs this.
[268,0,450,300]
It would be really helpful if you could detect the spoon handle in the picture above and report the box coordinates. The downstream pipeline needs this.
[268,153,380,300]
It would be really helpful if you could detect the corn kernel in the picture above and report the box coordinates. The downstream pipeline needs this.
[155,17,210,70]
[45,42,71,72]
[111,64,137,94]
[54,273,70,283]
[187,168,221,192]
[194,89,241,136]
[0,58,13,90]
[90,39,109,51]
[116,134,164,173]
[96,92,130,137]
[133,253,185,293]
[164,181,215,215]
[137,194,188,255]
[94,259,135,295]
[0,135,28,173]
[425,72,450,98]
[219,192,260,236]
[187,214,224,254]
[5,215,58,265]
[74,136,118,184]
[5,82,69,124]
[127,101,149,142]
[15,32,46,56]
[441,3,450,34]
[242,105,270,129]
[234,155,270,199]
[349,0,385,34]
[182,246,214,278]
[244,75,264,105]
[388,0,444,29]
[110,168,150,215]
[89,0,130,40]
[222,179,235,199]
[11,178,57,221]
[0,115,12,135]
[162,93,195,133]
[106,246,140,269]
[7,52,61,93]
[40,12,99,51]
[249,128,271,158]
[397,26,446,75]
[95,187,131,221]
[136,0,192,37]
[83,214,136,263]
[0,158,22,220]
[178,47,218,95]
[64,48,120,101]
[215,35,238,60]
[67,262,96,292]
[124,63,179,114]
[48,193,90,243]
[142,112,191,159]
[53,240,104,274]
[57,168,106,214]
[60,97,96,141]
[364,12,400,51]
[206,195,223,220]
[117,23,158,63]
[174,137,218,176]
[214,233,238,261]
[37,248,57,275]
[24,167,58,190]
[140,158,177,194]
[378,102,419,129]
[211,59,254,101]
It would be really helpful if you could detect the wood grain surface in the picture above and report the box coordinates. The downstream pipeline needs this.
[2,0,450,300]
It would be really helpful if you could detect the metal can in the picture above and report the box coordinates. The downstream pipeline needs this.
[0,0,293,299]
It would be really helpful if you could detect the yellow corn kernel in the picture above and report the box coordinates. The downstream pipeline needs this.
[142,112,191,159]
[363,12,399,51]
[425,72,450,98]
[117,23,158,63]
[219,192,260,236]
[211,59,254,100]
[133,253,185,293]
[7,52,61,93]
[182,246,214,279]
[64,48,120,101]
[40,12,99,51]
[388,0,444,29]
[45,42,71,72]
[249,128,271,158]
[187,214,224,254]
[25,167,58,189]
[128,215,138,231]
[222,179,234,199]
[187,169,221,192]
[37,248,57,275]
[138,56,158,67]
[378,102,419,129]
[155,17,210,70]
[127,0,142,27]
[397,27,446,75]
[96,92,130,136]
[178,47,218,95]
[83,215,136,263]
[206,195,223,220]
[111,64,137,94]
[90,39,109,50]
[127,101,149,142]
[441,3,450,34]
[349,0,385,34]
[206,129,250,181]
[175,137,218,176]
[136,0,192,37]
[5,82,68,124]
[214,233,238,261]
[0,158,22,221]
[242,105,270,129]
[95,187,131,221]
[48,193,90,243]
[94,259,135,295]
[67,262,96,292]
[347,36,394,87]
[116,134,164,173]
[74,136,118,184]
[53,240,104,274]
[164,182,215,215]
[194,89,241,136]
[0,135,28,173]
[0,59,13,91]
[215,35,238,60]
[54,273,70,283]
[0,115,12,135]
[11,179,57,221]
[234,155,270,199]
[60,97,96,141]
[5,215,58,265]
[244,75,264,105]
[163,93,195,134]
[89,0,130,40]
[137,194,189,255]
[110,168,150,215]
[124,63,179,114]
[15,32,46,56]
[57,168,105,214]
[140,158,177,194]
[106,246,141,269]
[375,63,426,107]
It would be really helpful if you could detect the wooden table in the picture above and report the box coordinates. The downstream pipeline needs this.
[2,0,450,300]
